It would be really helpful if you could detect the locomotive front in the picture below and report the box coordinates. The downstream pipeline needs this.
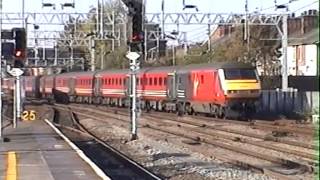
[218,65,261,116]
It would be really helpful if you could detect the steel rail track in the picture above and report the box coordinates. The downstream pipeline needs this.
[50,104,316,180]
[64,103,316,150]
[50,107,163,180]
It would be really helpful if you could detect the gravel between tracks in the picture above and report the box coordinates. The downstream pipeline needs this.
[79,115,275,180]
[27,104,316,180]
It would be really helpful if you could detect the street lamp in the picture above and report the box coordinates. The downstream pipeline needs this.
[42,2,56,10]
[61,2,75,10]
[182,0,199,11]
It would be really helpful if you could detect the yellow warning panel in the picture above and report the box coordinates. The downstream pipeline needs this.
[6,151,17,180]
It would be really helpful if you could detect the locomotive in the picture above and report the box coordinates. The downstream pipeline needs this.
[2,62,261,118]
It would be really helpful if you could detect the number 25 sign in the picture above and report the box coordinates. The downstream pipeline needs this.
[22,110,36,121]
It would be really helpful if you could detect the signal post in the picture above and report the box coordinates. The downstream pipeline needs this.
[122,0,144,140]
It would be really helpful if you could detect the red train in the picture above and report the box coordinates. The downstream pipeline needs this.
[2,62,261,118]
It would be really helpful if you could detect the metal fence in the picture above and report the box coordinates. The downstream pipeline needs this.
[257,90,319,118]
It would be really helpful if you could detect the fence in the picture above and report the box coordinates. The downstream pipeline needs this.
[257,90,319,119]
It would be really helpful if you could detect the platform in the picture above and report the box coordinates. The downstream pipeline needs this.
[0,119,107,180]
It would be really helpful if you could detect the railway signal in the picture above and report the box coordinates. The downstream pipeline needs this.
[12,28,26,68]
[122,0,144,141]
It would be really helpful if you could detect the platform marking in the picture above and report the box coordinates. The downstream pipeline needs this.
[6,151,17,180]
[44,119,111,180]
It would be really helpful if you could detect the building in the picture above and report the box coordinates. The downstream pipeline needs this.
[287,10,319,76]
[208,9,319,76]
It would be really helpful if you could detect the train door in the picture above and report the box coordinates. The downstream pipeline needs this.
[167,71,177,99]
[94,77,102,96]
[68,76,76,95]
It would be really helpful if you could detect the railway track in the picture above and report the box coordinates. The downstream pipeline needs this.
[50,107,163,180]
[49,103,317,180]
[65,103,316,150]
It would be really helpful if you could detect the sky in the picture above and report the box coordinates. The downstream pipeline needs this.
[1,0,319,45]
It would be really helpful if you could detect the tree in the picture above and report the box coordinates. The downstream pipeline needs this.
[209,22,282,75]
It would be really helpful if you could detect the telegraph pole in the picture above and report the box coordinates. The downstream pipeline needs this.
[0,0,3,140]
[207,24,211,52]
[282,13,288,90]
[90,36,95,71]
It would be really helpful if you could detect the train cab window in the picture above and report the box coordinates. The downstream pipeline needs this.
[159,77,162,86]
[154,78,157,86]
[201,75,204,84]
[149,78,152,85]
[224,69,257,80]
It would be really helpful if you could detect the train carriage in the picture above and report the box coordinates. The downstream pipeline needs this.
[40,75,56,100]
[54,73,75,103]
[22,76,41,98]
[94,70,128,106]
[72,72,96,103]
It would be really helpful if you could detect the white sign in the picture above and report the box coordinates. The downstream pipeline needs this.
[8,68,24,77]
[126,52,140,61]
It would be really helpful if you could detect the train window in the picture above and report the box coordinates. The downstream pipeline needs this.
[123,78,126,86]
[164,78,167,84]
[201,75,204,84]
[112,78,114,85]
[136,78,139,85]
[109,79,111,85]
[116,78,118,85]
[144,78,147,85]
[159,77,162,86]
[149,78,152,85]
[179,77,182,83]
[154,78,157,86]
[120,78,122,85]
[224,69,256,80]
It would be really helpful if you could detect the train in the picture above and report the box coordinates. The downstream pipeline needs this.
[2,62,261,119]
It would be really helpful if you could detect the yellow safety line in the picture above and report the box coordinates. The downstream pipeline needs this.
[6,151,17,180]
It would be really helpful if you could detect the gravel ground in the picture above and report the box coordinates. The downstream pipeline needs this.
[27,104,317,180]
[79,116,275,180]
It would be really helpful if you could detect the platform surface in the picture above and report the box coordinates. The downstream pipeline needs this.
[0,119,102,180]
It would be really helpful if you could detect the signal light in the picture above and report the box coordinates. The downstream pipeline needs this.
[131,33,143,42]
[15,50,22,57]
[13,28,27,59]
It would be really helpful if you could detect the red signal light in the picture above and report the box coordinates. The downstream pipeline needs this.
[15,50,22,57]
[14,49,25,59]
[131,33,143,42]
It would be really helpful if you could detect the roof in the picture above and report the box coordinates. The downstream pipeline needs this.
[288,29,319,46]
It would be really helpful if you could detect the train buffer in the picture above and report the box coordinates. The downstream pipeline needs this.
[0,119,106,180]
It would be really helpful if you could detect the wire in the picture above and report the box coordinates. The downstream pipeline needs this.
[290,1,318,13]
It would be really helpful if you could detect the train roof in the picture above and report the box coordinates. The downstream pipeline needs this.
[49,62,255,77]
[55,71,96,78]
